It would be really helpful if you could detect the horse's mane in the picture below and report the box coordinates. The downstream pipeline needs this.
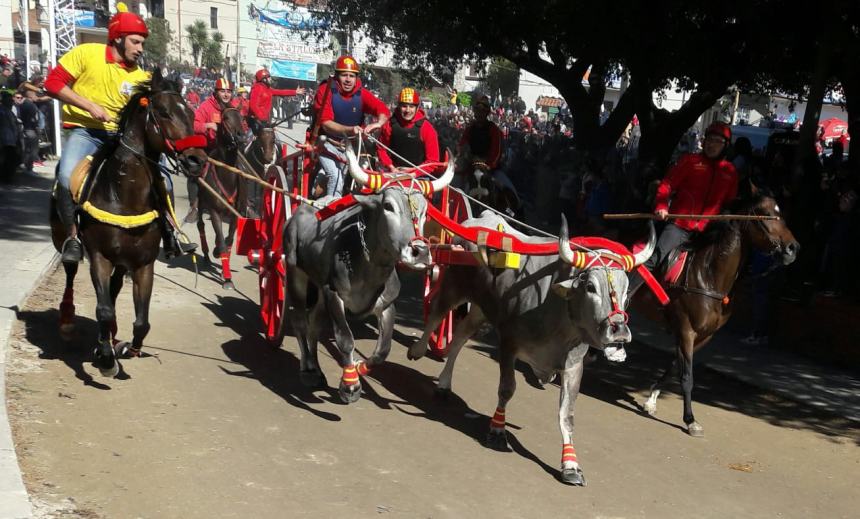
[88,76,184,200]
[685,189,773,252]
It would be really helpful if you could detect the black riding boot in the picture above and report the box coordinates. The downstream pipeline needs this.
[56,185,82,264]
[161,215,197,259]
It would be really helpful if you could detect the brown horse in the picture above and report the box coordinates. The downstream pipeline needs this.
[634,190,799,436]
[195,107,247,289]
[50,71,206,377]
[242,126,278,216]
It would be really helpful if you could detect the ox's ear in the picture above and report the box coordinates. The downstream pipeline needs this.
[354,192,381,210]
[551,276,581,299]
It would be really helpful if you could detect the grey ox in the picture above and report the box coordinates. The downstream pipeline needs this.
[285,146,454,403]
[408,212,655,485]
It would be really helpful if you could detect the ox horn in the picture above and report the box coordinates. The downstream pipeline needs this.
[345,146,371,187]
[558,214,576,265]
[632,221,657,267]
[428,149,456,192]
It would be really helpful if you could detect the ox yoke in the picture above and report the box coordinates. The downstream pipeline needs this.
[287,202,400,318]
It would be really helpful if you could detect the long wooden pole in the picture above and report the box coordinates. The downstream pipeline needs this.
[603,213,780,221]
[197,178,244,219]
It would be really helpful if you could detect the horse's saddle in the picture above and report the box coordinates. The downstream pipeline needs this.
[69,155,94,204]
[662,249,689,285]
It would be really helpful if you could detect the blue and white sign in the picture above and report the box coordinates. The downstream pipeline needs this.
[270,60,317,81]
[73,10,95,28]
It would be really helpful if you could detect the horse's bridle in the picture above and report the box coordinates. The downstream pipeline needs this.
[144,91,207,154]
[217,107,245,151]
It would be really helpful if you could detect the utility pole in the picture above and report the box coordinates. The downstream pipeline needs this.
[21,0,31,77]
[177,2,182,64]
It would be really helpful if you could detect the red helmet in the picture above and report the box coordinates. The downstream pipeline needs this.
[255,69,270,82]
[398,87,419,105]
[107,4,148,41]
[335,55,360,73]
[214,78,233,91]
[705,121,732,142]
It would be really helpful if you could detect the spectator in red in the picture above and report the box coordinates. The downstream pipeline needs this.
[248,68,305,135]
[377,87,441,176]
[186,86,200,111]
[313,55,390,197]
[838,128,850,150]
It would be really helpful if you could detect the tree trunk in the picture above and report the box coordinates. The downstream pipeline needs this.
[635,82,730,181]
[796,39,831,165]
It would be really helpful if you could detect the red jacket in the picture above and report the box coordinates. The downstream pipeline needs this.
[654,153,739,231]
[458,121,503,169]
[186,90,200,110]
[249,81,299,122]
[313,77,389,126]
[194,95,240,148]
[377,109,441,173]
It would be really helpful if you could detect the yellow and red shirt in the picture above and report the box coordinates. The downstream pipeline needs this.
[48,43,150,131]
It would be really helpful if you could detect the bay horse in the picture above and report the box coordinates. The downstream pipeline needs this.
[632,189,799,436]
[242,126,277,216]
[49,71,207,377]
[195,107,247,289]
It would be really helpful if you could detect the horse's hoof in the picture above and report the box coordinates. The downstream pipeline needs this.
[643,401,658,416]
[299,369,325,388]
[93,345,119,378]
[114,342,141,359]
[406,345,427,361]
[433,386,452,400]
[222,280,235,290]
[687,422,705,437]
[560,467,587,486]
[484,430,511,452]
[338,382,362,404]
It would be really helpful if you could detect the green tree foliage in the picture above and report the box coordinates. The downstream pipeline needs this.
[184,20,209,67]
[202,32,225,69]
[317,0,840,173]
[481,58,519,98]
[144,18,173,67]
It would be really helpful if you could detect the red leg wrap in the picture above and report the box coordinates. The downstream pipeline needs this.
[562,443,578,464]
[490,407,506,429]
[59,288,75,325]
[220,253,232,280]
[355,361,370,377]
[341,365,360,386]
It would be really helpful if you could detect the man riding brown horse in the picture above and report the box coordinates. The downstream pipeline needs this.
[45,4,194,265]
[627,121,739,295]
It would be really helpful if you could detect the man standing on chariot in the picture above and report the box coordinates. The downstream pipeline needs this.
[312,55,390,197]
[46,4,195,264]
[182,78,239,223]
[626,121,739,297]
[247,68,305,135]
[376,87,442,176]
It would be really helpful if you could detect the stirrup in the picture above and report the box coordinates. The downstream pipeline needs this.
[61,237,83,264]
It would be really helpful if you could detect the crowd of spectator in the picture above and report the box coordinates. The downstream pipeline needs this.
[0,55,54,181]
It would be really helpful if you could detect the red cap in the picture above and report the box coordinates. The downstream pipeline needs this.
[398,88,419,105]
[214,78,233,91]
[108,12,149,41]
[255,69,270,82]
[335,56,360,73]
[705,121,731,141]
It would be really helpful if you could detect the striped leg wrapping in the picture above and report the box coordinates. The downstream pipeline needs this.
[220,253,232,280]
[562,443,578,465]
[490,407,506,430]
[355,361,370,377]
[341,365,360,386]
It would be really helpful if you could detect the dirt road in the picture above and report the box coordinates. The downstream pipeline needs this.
[7,248,859,518]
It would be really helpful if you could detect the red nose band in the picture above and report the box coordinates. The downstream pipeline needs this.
[171,135,207,152]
